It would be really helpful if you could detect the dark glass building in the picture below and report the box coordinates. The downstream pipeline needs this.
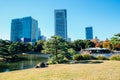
[54,9,67,40]
[10,16,38,44]
[85,27,93,40]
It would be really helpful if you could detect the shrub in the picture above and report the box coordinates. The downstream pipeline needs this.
[47,60,56,64]
[58,57,70,63]
[48,54,70,64]
[109,54,120,60]
[81,53,94,60]
[96,55,108,60]
[73,54,83,61]
[47,55,58,64]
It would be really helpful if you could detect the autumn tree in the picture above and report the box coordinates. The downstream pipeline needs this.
[102,38,111,49]
[92,37,102,47]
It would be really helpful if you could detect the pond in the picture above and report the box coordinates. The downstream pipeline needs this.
[0,54,48,72]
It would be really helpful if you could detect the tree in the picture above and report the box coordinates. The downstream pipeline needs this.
[0,40,32,62]
[92,37,102,47]
[0,40,12,61]
[102,38,111,49]
[42,36,68,63]
[111,33,120,50]
[72,40,85,51]
[9,42,32,53]
[0,47,9,60]
[84,40,95,48]
[20,42,32,52]
[34,40,44,52]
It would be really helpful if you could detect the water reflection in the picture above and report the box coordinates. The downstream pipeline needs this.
[0,54,47,72]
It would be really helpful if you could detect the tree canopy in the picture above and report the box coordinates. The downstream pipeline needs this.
[111,33,120,50]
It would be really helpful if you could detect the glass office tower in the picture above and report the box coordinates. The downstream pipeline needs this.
[85,27,93,40]
[54,9,67,40]
[11,16,38,43]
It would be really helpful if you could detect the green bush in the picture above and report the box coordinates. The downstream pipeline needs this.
[59,57,70,64]
[109,54,120,60]
[96,55,108,60]
[47,60,56,64]
[48,54,70,64]
[47,56,56,64]
[81,53,94,60]
[73,54,83,61]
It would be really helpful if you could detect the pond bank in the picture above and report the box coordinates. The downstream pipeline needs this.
[0,61,120,80]
[0,54,48,72]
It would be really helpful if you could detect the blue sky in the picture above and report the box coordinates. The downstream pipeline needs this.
[0,0,120,41]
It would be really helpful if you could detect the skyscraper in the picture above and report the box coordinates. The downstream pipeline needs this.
[54,9,67,40]
[85,27,93,40]
[11,16,38,43]
[38,28,41,40]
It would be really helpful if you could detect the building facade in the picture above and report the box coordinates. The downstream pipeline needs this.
[38,28,41,40]
[40,35,46,41]
[54,9,67,40]
[11,16,38,43]
[85,27,93,40]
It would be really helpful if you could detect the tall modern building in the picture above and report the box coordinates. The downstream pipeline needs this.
[54,9,67,40]
[11,16,38,44]
[38,28,41,40]
[85,27,93,40]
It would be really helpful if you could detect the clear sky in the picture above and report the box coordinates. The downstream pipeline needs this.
[0,0,120,41]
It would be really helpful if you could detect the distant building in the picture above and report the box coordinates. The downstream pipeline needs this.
[54,9,67,40]
[85,27,93,40]
[67,37,71,42]
[38,28,41,40]
[40,35,46,41]
[10,16,38,44]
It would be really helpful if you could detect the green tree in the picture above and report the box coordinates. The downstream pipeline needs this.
[0,47,9,60]
[20,42,32,52]
[84,40,95,48]
[72,40,85,51]
[111,33,120,50]
[42,36,68,64]
[0,40,12,61]
[68,48,77,55]
[0,40,32,61]
[9,42,32,54]
[34,40,44,52]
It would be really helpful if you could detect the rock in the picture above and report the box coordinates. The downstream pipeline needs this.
[40,62,46,68]
[35,65,39,68]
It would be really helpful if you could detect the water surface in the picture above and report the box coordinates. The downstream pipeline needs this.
[0,54,48,72]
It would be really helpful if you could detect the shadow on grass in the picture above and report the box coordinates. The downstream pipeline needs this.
[71,60,103,64]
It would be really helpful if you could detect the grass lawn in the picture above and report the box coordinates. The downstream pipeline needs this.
[0,60,120,80]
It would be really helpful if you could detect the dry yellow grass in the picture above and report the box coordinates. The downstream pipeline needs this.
[0,60,120,80]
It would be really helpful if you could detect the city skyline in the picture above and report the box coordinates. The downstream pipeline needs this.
[0,0,120,41]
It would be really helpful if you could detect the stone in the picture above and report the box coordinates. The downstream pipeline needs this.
[40,62,46,68]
